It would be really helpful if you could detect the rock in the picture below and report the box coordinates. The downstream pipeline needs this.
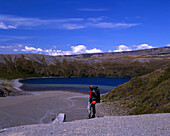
[0,89,5,97]
[0,85,30,97]
[0,86,7,97]
[52,113,66,123]
[0,128,8,133]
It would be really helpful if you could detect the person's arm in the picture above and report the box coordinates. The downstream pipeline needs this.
[89,90,92,102]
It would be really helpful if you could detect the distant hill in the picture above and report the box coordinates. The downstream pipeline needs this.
[0,47,170,61]
[0,47,169,79]
[61,46,170,59]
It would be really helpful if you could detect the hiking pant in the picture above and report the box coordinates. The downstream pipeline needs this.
[88,102,96,116]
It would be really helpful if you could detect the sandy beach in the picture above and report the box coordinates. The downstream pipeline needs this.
[0,90,93,129]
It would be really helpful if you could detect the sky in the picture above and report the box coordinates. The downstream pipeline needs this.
[0,0,170,55]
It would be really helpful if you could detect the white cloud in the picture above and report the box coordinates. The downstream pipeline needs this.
[113,43,155,53]
[62,24,85,30]
[136,44,153,50]
[36,48,43,52]
[0,14,83,29]
[48,50,72,56]
[89,22,138,28]
[0,45,12,48]
[71,45,86,53]
[0,14,83,24]
[2,43,158,55]
[0,36,30,42]
[86,48,102,53]
[21,46,43,52]
[88,16,106,22]
[13,49,18,51]
[71,45,102,54]
[25,46,36,51]
[61,22,139,30]
[0,22,16,29]
[66,22,139,30]
[0,44,38,53]
[166,44,170,47]
[44,49,52,53]
[20,45,103,56]
[114,45,131,52]
[115,23,138,27]
[43,49,72,56]
[0,14,139,30]
[18,44,23,47]
[8,25,17,29]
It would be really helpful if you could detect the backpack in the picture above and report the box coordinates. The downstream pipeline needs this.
[92,86,100,103]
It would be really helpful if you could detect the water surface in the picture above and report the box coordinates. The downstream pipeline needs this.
[20,77,130,94]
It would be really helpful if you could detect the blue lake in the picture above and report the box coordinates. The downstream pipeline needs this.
[20,77,130,94]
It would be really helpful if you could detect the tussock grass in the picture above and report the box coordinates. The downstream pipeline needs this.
[103,67,170,115]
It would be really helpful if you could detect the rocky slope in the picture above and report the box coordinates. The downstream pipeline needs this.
[0,78,30,97]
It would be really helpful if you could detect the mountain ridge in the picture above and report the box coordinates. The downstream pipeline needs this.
[0,47,169,60]
[0,47,169,79]
[61,46,170,58]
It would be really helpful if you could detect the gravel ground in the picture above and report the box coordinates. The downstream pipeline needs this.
[96,101,130,116]
[1,113,169,136]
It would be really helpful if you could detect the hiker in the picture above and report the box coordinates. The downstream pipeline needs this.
[88,85,100,118]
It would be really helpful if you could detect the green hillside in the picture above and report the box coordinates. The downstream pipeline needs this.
[0,53,169,79]
[103,67,170,114]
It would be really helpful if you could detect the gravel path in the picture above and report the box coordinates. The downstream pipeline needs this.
[1,113,169,136]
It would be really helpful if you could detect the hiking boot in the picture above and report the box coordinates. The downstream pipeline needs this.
[88,114,91,119]
[92,115,95,118]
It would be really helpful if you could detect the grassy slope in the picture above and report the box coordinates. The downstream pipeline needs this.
[0,53,169,79]
[103,67,170,114]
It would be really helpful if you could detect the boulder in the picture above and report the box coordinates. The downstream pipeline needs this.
[52,113,66,123]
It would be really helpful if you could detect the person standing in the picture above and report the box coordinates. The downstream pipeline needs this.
[88,85,96,118]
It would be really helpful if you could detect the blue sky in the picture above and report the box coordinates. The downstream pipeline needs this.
[0,0,170,55]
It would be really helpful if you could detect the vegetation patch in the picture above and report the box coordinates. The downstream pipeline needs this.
[0,54,169,79]
[102,67,170,115]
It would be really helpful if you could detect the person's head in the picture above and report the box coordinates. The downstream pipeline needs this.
[89,85,93,90]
